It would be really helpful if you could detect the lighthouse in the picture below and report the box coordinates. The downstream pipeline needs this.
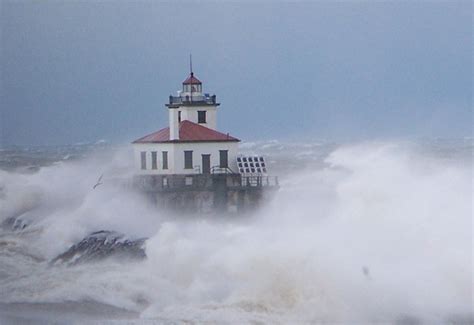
[132,64,278,212]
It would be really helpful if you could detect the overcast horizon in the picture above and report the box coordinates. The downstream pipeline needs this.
[1,1,472,146]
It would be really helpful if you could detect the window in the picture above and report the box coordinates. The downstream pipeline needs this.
[192,84,201,93]
[140,152,146,170]
[151,151,157,170]
[184,151,193,169]
[219,150,228,168]
[162,151,168,170]
[198,111,206,124]
[178,111,181,123]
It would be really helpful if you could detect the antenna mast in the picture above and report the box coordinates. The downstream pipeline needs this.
[189,54,193,101]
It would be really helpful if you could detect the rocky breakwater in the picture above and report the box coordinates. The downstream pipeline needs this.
[51,230,147,266]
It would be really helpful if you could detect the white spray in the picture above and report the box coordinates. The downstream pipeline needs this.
[0,141,471,323]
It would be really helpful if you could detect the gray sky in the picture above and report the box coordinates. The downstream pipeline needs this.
[1,1,472,146]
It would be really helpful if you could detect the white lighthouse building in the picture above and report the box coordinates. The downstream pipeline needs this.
[133,70,240,175]
[131,65,277,212]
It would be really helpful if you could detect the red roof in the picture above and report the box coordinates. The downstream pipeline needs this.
[182,73,202,85]
[133,120,240,143]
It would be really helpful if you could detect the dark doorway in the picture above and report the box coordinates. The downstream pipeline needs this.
[202,154,211,174]
[219,150,228,168]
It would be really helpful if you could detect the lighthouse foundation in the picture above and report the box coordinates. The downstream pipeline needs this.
[133,174,279,213]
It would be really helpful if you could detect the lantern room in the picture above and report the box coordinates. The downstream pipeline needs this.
[182,72,202,94]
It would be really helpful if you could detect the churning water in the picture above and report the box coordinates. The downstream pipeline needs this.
[0,139,472,324]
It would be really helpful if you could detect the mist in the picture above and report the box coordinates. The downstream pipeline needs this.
[0,140,471,323]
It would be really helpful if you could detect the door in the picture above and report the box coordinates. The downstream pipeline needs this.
[219,150,228,168]
[202,154,211,174]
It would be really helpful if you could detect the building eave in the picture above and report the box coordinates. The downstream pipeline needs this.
[132,139,241,144]
[166,103,220,108]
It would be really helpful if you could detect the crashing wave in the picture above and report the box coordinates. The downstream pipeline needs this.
[50,230,146,266]
[1,216,29,231]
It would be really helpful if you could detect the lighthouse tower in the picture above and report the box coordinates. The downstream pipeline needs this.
[167,71,219,139]
[132,68,240,176]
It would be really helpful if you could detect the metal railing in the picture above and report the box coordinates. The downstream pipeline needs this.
[240,176,279,187]
[134,174,279,192]
[211,166,236,174]
[168,94,217,105]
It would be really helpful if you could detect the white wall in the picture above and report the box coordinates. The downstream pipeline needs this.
[133,141,239,175]
[169,108,179,140]
[177,105,218,130]
[172,142,238,174]
[133,143,175,175]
